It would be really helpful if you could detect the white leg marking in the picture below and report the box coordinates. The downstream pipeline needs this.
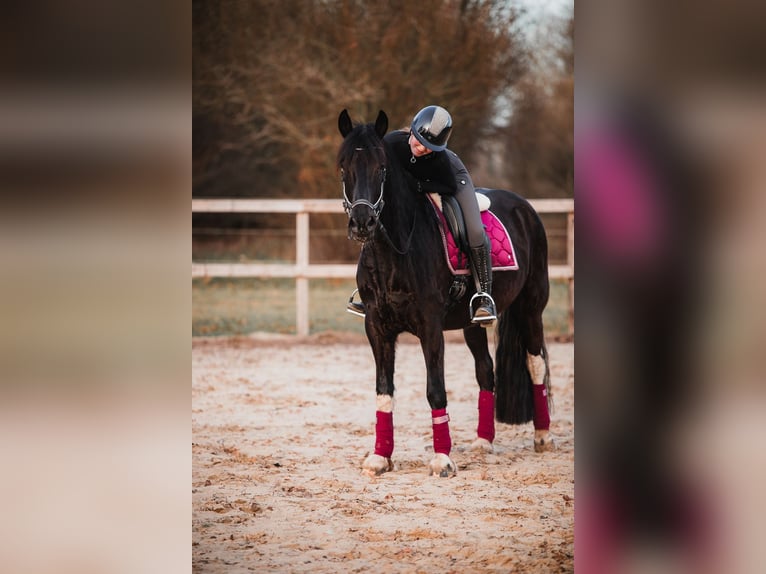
[376,394,394,413]
[528,353,546,386]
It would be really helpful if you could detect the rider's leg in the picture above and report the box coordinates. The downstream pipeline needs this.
[454,187,496,324]
[468,235,496,324]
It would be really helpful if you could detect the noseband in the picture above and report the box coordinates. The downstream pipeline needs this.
[341,165,387,218]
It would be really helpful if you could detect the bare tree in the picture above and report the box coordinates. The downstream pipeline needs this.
[193,0,527,198]
[501,13,574,198]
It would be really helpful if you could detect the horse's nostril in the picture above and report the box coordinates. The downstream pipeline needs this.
[348,209,377,240]
[349,218,368,240]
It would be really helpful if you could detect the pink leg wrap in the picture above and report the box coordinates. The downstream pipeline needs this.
[431,408,452,455]
[477,390,496,443]
[374,411,394,458]
[533,384,550,430]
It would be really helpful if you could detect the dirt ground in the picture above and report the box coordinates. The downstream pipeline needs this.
[192,332,574,573]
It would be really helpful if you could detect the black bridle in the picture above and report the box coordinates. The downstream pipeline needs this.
[340,150,416,255]
[341,166,387,218]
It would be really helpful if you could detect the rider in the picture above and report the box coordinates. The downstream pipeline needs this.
[347,105,496,324]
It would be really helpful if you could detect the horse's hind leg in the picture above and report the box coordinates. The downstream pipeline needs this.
[526,312,554,452]
[463,325,495,452]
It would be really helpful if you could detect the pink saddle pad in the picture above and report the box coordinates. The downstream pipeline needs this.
[428,196,518,275]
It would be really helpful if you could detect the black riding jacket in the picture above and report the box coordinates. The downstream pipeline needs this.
[383,129,485,247]
[383,130,474,197]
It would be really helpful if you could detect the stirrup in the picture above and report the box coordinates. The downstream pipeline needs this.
[346,289,366,318]
[469,292,496,326]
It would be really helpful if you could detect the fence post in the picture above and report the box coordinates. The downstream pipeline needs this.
[296,212,310,336]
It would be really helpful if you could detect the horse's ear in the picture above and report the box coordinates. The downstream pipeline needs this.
[338,109,353,137]
[374,110,388,138]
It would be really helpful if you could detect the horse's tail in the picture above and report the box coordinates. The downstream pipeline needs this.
[495,304,533,423]
[494,208,551,424]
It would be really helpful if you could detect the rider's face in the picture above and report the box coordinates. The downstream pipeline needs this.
[409,132,431,157]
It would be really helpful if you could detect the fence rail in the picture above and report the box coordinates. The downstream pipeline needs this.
[192,198,573,336]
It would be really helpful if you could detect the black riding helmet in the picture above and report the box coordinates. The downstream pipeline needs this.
[410,105,453,152]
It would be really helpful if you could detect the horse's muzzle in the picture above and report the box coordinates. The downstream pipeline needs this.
[348,207,378,242]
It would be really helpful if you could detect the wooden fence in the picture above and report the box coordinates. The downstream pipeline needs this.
[192,198,573,336]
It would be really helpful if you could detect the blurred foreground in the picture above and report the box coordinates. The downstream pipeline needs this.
[576,0,766,572]
[0,1,189,571]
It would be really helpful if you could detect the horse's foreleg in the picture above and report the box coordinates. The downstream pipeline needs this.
[362,331,396,476]
[421,332,456,477]
[464,326,495,452]
[363,394,395,475]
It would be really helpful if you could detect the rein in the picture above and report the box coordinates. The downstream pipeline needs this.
[378,209,417,255]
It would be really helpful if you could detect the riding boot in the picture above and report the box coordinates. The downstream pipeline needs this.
[346,288,366,318]
[469,236,497,326]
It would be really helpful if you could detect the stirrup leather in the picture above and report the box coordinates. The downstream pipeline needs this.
[346,288,366,318]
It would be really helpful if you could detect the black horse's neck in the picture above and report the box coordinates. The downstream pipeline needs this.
[338,122,431,258]
[376,144,422,256]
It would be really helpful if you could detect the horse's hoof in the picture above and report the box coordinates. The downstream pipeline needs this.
[362,454,393,476]
[470,437,494,453]
[534,430,556,453]
[428,453,457,477]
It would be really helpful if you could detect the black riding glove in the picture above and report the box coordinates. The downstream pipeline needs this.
[419,178,457,196]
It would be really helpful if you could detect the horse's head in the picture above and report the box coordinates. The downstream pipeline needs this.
[337,109,389,242]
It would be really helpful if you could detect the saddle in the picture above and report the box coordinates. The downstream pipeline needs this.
[429,192,491,262]
[427,191,518,276]
[440,194,470,259]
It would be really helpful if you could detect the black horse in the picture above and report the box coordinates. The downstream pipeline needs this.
[337,109,552,476]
